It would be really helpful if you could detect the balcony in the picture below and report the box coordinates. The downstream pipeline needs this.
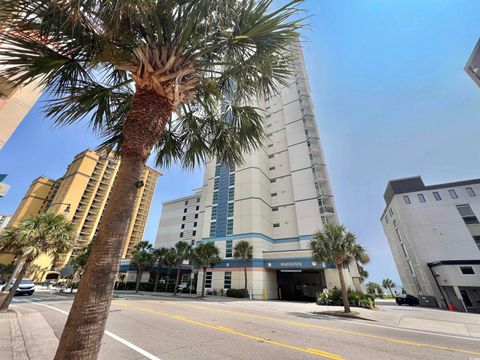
[319,205,335,214]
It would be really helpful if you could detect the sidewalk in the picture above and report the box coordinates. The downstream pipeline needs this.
[0,308,58,360]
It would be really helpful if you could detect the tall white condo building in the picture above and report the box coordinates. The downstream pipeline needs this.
[156,41,361,299]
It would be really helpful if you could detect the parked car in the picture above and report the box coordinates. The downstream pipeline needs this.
[14,279,36,296]
[395,293,419,306]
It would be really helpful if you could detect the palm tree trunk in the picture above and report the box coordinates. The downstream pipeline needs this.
[201,267,207,297]
[174,261,182,295]
[243,263,248,298]
[4,255,26,292]
[337,263,351,313]
[0,261,29,312]
[389,287,394,298]
[135,268,141,293]
[153,259,162,292]
[54,89,172,360]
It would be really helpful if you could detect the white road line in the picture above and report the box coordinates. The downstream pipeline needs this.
[32,303,162,360]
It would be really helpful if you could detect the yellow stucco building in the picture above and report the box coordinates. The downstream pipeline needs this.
[1,149,160,281]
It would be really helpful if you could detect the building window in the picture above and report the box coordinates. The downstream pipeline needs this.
[209,222,216,237]
[180,232,183,238]
[273,223,280,228]
[268,144,273,148]
[269,167,275,171]
[270,179,276,183]
[385,215,389,224]
[271,193,277,197]
[226,240,233,258]
[433,191,441,201]
[473,235,480,251]
[227,202,234,218]
[403,196,411,205]
[226,219,234,236]
[192,230,196,236]
[185,200,189,205]
[268,155,274,159]
[460,290,473,307]
[460,266,475,275]
[224,272,232,289]
[196,206,199,211]
[184,208,187,213]
[466,187,476,197]
[417,194,426,203]
[211,205,217,220]
[229,173,235,186]
[195,213,198,219]
[205,272,212,288]
[456,204,480,224]
[182,216,186,221]
[194,222,197,227]
[215,164,221,177]
[213,190,219,204]
[389,208,393,216]
[449,189,458,199]
[228,187,234,200]
[181,224,185,229]
[197,197,200,203]
[214,177,220,190]
[272,207,278,212]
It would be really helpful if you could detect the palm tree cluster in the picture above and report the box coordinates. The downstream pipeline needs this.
[311,224,369,313]
[0,0,304,357]
[0,213,77,311]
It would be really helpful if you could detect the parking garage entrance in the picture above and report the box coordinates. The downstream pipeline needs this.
[276,269,326,301]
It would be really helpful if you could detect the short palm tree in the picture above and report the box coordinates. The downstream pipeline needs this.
[310,224,367,313]
[0,213,76,311]
[131,241,154,293]
[382,278,396,297]
[152,247,168,292]
[173,241,191,295]
[164,248,177,292]
[190,243,221,297]
[0,1,304,356]
[233,240,253,297]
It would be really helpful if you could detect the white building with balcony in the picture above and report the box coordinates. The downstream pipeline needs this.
[156,41,362,299]
[381,176,480,313]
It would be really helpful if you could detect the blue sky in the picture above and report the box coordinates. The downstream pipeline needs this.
[1,0,480,286]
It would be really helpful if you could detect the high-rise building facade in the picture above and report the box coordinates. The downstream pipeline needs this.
[1,149,160,281]
[156,42,361,299]
[381,176,480,313]
[155,190,202,249]
[0,214,11,229]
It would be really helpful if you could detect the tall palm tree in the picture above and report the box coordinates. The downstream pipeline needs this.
[173,241,191,295]
[382,278,396,297]
[164,248,177,293]
[352,243,369,284]
[190,243,221,297]
[0,1,304,357]
[152,247,168,292]
[0,213,76,311]
[131,241,154,293]
[310,224,367,313]
[233,240,253,297]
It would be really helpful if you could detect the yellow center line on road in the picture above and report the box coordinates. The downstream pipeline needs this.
[148,301,480,356]
[114,302,343,360]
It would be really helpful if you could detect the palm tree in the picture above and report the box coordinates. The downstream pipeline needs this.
[0,213,76,311]
[0,1,304,356]
[190,243,221,297]
[131,241,154,293]
[233,240,253,297]
[353,243,369,283]
[164,248,177,293]
[382,278,396,297]
[310,224,367,313]
[366,282,382,296]
[67,241,93,293]
[25,264,49,279]
[173,241,191,295]
[358,267,369,282]
[152,247,168,292]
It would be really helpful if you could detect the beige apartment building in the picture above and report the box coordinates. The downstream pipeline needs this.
[0,149,160,281]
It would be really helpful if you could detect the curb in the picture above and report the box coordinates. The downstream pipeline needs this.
[8,311,28,360]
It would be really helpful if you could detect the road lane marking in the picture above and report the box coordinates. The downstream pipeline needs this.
[29,303,162,360]
[115,302,343,359]
[149,300,480,356]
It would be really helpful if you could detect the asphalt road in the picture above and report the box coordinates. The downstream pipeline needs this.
[11,293,480,360]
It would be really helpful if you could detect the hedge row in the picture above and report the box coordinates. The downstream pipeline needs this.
[316,288,375,309]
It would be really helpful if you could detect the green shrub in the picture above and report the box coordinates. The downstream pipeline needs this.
[226,288,247,298]
[316,288,375,310]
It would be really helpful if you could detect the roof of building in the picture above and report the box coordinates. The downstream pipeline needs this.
[465,38,480,87]
[383,176,480,207]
